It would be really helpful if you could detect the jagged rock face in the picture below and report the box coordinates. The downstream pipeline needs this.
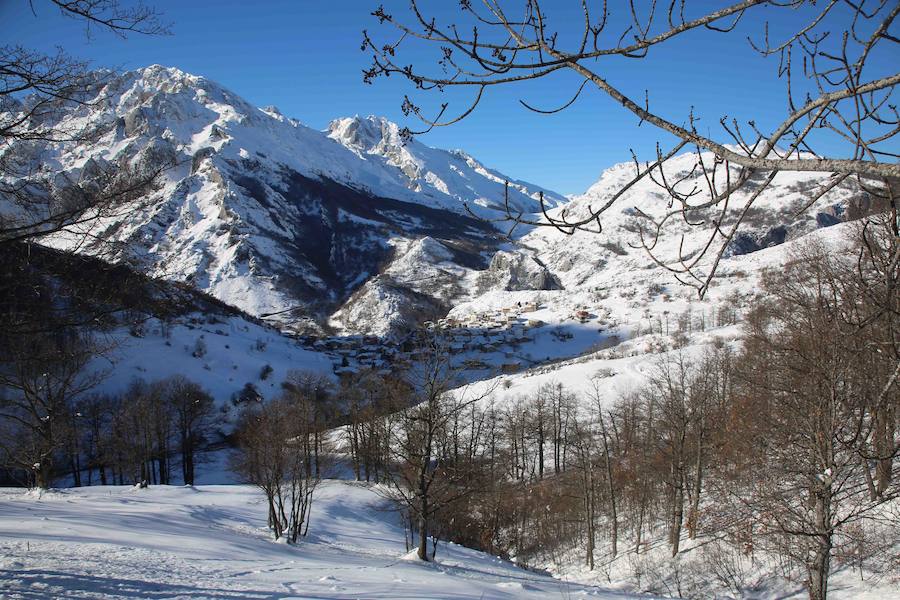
[728,226,789,256]
[478,251,561,292]
[327,115,566,217]
[329,236,488,337]
[0,66,567,335]
[329,275,446,338]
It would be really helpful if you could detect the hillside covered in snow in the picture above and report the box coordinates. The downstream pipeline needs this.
[0,481,655,600]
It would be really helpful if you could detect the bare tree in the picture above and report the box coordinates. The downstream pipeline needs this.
[109,378,168,487]
[381,333,495,561]
[343,369,408,483]
[685,342,735,540]
[665,357,690,556]
[363,2,899,295]
[281,369,336,479]
[854,217,900,498]
[72,392,116,485]
[0,329,106,488]
[588,377,619,559]
[166,376,216,486]
[570,410,599,570]
[231,394,327,543]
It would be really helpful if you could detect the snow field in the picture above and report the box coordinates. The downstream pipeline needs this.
[0,482,658,599]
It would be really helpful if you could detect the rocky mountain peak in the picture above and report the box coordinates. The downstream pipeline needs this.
[327,115,403,155]
[2,65,570,335]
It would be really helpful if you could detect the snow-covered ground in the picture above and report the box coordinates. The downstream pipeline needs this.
[538,520,900,600]
[93,314,333,405]
[449,212,861,404]
[0,482,659,600]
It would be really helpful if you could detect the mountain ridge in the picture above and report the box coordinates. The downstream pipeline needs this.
[1,65,569,336]
[1,64,868,339]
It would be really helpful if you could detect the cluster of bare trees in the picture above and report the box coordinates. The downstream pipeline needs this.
[338,339,514,561]
[725,221,899,600]
[92,375,219,488]
[378,342,497,561]
[230,370,335,543]
[0,345,218,489]
[340,372,577,556]
[343,369,405,484]
[334,221,897,598]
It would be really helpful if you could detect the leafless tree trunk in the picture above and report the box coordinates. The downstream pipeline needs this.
[0,330,105,488]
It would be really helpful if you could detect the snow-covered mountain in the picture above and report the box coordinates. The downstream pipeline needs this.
[327,114,564,216]
[2,65,870,343]
[0,65,565,335]
[523,149,865,292]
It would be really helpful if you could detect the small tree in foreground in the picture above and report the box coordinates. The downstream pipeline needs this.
[380,334,495,561]
[231,395,327,543]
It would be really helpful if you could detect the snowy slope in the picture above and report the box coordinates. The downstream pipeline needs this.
[93,314,333,406]
[0,482,656,600]
[328,115,565,215]
[453,214,859,403]
[524,149,862,292]
[0,241,334,407]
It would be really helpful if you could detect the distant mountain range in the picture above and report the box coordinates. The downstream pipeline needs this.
[1,64,866,338]
[1,65,570,336]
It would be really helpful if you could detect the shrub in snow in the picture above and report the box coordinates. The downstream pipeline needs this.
[232,382,262,405]
[192,337,207,358]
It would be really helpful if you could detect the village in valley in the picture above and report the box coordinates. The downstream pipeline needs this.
[294,298,609,379]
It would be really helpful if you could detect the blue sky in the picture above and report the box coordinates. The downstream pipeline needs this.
[5,1,893,194]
